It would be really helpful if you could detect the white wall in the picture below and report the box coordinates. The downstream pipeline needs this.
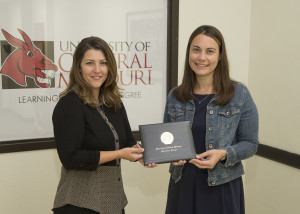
[178,0,251,85]
[245,0,300,213]
[248,0,300,154]
[0,150,60,214]
[245,156,300,214]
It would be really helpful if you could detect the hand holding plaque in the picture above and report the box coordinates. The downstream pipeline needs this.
[139,121,196,165]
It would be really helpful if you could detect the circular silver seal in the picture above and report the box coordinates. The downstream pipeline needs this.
[160,132,174,145]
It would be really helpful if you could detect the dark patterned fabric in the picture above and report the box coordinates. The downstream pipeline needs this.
[97,106,121,165]
[53,165,127,214]
[53,96,131,214]
[53,204,125,214]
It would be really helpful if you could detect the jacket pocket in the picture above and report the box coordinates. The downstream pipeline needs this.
[218,106,240,118]
[167,106,184,121]
[218,106,241,139]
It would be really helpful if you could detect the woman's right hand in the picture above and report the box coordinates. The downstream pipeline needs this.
[119,147,144,162]
[172,160,186,166]
[130,144,158,168]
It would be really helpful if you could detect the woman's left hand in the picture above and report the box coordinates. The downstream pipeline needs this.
[189,149,226,169]
[138,158,159,168]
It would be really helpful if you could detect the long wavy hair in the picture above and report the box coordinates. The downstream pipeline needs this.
[60,36,122,110]
[173,25,234,105]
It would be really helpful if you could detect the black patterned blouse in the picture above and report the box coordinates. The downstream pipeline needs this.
[52,91,136,213]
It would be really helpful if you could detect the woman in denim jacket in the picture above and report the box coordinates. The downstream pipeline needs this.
[164,25,259,214]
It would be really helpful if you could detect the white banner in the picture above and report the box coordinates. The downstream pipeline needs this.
[0,0,168,141]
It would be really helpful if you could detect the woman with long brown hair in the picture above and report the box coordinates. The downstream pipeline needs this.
[164,25,259,214]
[52,36,144,214]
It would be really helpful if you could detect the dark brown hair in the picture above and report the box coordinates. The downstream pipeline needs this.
[60,36,122,109]
[173,25,234,105]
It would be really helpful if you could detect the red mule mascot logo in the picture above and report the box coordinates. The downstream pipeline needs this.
[0,29,58,88]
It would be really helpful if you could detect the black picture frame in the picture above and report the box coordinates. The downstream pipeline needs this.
[0,0,180,154]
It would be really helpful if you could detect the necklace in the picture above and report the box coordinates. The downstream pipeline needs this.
[197,94,210,105]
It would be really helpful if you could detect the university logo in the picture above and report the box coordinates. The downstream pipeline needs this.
[0,29,57,89]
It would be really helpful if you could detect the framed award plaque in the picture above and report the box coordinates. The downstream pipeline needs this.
[139,121,196,165]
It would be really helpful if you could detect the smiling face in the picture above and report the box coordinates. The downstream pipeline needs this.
[80,49,108,97]
[189,34,220,79]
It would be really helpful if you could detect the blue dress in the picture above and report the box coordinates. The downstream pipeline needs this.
[165,94,245,214]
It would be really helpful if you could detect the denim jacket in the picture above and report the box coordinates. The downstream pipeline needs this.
[163,82,259,186]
